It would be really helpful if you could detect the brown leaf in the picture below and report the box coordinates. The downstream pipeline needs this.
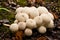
[52,13,59,19]
[15,31,23,40]
[37,36,48,40]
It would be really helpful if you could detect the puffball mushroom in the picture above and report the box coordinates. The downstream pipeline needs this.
[38,26,46,33]
[24,28,32,36]
[15,13,29,22]
[29,7,39,19]
[40,14,51,24]
[37,6,49,15]
[14,20,18,23]
[30,6,36,9]
[23,7,30,15]
[18,22,26,30]
[26,19,37,29]
[16,7,24,13]
[47,20,54,28]
[34,16,43,27]
[48,12,54,20]
[9,23,19,32]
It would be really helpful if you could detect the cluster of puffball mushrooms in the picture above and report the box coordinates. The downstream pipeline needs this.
[4,6,55,36]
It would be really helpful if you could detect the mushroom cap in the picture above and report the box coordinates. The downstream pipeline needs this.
[29,7,39,19]
[47,20,54,28]
[15,13,29,22]
[48,12,54,20]
[26,19,37,29]
[18,22,26,30]
[30,6,36,9]
[40,14,51,24]
[38,26,46,33]
[24,28,32,36]
[14,20,18,23]
[23,7,30,15]
[37,6,49,15]
[34,16,43,27]
[10,23,19,32]
[16,7,24,13]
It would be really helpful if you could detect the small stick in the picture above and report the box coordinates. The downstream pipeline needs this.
[3,23,10,27]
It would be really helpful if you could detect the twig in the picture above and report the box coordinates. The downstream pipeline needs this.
[3,23,10,27]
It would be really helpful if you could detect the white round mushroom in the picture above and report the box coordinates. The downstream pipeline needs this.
[37,6,49,15]
[23,7,30,15]
[15,13,29,22]
[48,12,54,20]
[24,28,32,36]
[26,19,37,29]
[30,6,36,9]
[16,7,24,13]
[40,14,51,24]
[47,20,54,28]
[14,20,18,23]
[29,7,39,19]
[38,26,46,33]
[9,23,19,32]
[18,22,26,30]
[34,16,43,27]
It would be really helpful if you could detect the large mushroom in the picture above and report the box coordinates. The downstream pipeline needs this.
[15,13,29,22]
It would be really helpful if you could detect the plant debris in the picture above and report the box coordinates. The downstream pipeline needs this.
[15,31,23,40]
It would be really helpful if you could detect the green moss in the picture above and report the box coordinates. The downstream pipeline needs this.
[17,0,27,6]
[0,8,15,24]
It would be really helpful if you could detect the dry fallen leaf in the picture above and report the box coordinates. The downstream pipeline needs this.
[52,13,59,19]
[15,31,23,40]
[37,36,48,40]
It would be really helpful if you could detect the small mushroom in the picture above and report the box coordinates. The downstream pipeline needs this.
[18,22,26,30]
[47,20,54,28]
[23,7,30,15]
[29,7,39,19]
[34,16,43,27]
[38,26,46,33]
[40,14,51,24]
[48,12,54,20]
[37,6,49,15]
[9,23,19,32]
[16,7,24,13]
[14,20,18,23]
[26,19,37,29]
[24,28,32,36]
